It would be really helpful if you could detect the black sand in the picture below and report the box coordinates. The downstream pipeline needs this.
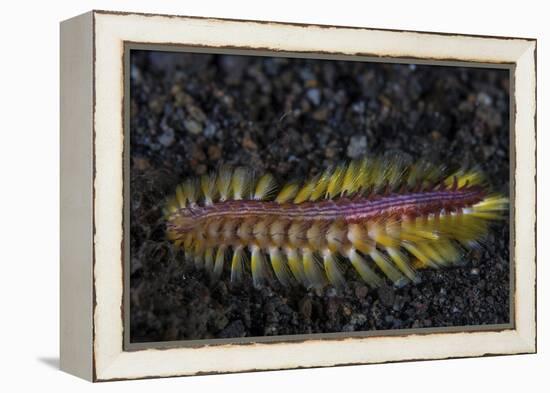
[129,51,510,343]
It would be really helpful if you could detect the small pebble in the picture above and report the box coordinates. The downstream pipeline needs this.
[351,101,365,113]
[346,135,368,159]
[378,285,395,307]
[188,105,207,123]
[219,320,246,338]
[306,88,321,106]
[477,92,493,106]
[326,288,338,298]
[431,130,442,141]
[158,128,175,147]
[207,145,223,161]
[312,108,328,121]
[184,119,203,135]
[299,297,312,319]
[324,146,337,158]
[133,157,150,171]
[148,97,165,114]
[242,133,258,150]
[354,285,368,299]
[342,304,352,316]
[203,122,217,138]
[211,313,229,331]
[194,164,207,175]
[342,324,354,332]
[350,313,367,326]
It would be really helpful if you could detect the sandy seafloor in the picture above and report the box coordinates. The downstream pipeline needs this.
[128,50,510,343]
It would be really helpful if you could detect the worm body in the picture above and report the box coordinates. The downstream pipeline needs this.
[165,156,507,289]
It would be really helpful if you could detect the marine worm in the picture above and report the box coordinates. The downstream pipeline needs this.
[164,155,508,289]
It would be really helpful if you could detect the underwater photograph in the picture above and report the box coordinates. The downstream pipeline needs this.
[128,49,511,344]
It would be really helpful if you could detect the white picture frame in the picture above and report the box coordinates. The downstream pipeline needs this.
[60,10,536,381]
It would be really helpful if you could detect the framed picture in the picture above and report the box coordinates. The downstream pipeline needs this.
[60,10,537,382]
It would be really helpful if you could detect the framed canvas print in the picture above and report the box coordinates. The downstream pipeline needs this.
[60,10,537,382]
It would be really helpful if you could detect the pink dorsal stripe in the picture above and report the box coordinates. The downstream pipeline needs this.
[179,187,485,225]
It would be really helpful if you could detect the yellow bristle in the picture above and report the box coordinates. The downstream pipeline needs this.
[212,246,226,280]
[415,242,447,267]
[402,242,438,269]
[386,246,419,283]
[401,218,440,241]
[310,169,332,201]
[411,258,430,269]
[442,214,488,244]
[302,248,326,289]
[323,250,346,288]
[407,159,440,189]
[384,219,402,239]
[366,156,404,192]
[286,248,305,284]
[230,246,245,283]
[468,211,503,220]
[433,239,461,264]
[166,230,178,241]
[385,158,407,190]
[326,164,346,198]
[269,247,292,286]
[200,174,217,205]
[175,184,186,208]
[475,195,509,210]
[356,157,370,191]
[231,167,252,200]
[204,248,215,272]
[294,175,319,204]
[251,245,269,288]
[445,170,484,188]
[254,173,278,200]
[369,248,407,285]
[275,182,299,204]
[183,233,193,249]
[183,179,198,204]
[216,166,232,201]
[341,159,362,196]
[472,195,509,218]
[165,196,179,214]
[347,248,383,288]
[366,158,384,192]
[193,241,205,269]
[405,162,421,188]
[367,222,399,248]
[347,223,373,254]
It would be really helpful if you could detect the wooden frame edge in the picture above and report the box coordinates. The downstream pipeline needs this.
[60,11,95,382]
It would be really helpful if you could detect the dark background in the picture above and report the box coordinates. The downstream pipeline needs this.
[129,50,510,343]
